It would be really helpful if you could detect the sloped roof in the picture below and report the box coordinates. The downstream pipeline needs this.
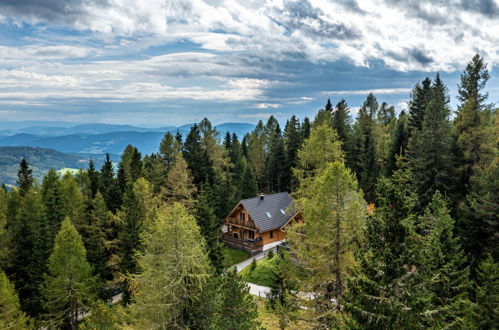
[240,192,296,232]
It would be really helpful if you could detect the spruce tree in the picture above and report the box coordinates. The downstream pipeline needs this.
[42,218,96,330]
[386,110,410,175]
[213,268,260,330]
[41,169,65,246]
[87,159,99,199]
[265,117,286,193]
[454,54,492,200]
[409,74,454,206]
[301,116,311,139]
[16,159,33,197]
[132,204,211,329]
[283,115,302,192]
[195,184,223,273]
[408,77,432,133]
[475,255,499,329]
[183,124,214,186]
[100,154,121,213]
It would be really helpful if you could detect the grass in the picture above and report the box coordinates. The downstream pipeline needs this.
[222,245,250,267]
[240,255,278,287]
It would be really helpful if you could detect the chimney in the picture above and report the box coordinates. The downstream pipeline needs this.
[260,194,264,200]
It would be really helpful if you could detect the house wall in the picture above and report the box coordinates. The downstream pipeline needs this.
[260,229,286,245]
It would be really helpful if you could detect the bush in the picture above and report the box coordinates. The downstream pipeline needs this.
[250,258,257,271]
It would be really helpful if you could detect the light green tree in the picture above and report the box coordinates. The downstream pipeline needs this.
[132,203,211,329]
[42,218,96,330]
[0,269,32,329]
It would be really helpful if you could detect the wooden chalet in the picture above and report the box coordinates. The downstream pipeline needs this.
[222,192,300,255]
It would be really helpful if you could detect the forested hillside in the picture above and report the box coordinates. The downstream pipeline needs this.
[0,146,89,185]
[0,55,497,329]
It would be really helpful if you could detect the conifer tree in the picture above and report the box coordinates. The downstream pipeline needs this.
[10,190,49,316]
[0,270,31,329]
[301,117,311,139]
[87,159,99,199]
[283,115,302,192]
[60,174,86,232]
[418,192,475,328]
[213,268,260,330]
[386,110,410,175]
[195,184,223,273]
[16,159,33,197]
[289,161,366,326]
[132,204,211,329]
[42,218,96,330]
[265,116,286,193]
[475,255,499,329]
[408,77,432,133]
[183,124,214,186]
[161,154,197,210]
[409,75,454,206]
[247,120,266,190]
[41,169,65,245]
[100,154,121,213]
[267,250,299,330]
[333,99,354,168]
[454,54,492,199]
[240,158,259,199]
[0,188,9,269]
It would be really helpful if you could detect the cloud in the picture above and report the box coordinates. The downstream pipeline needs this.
[323,88,412,95]
[251,103,282,109]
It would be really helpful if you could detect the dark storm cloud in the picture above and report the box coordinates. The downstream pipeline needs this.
[276,0,361,40]
[0,0,110,25]
[460,0,499,18]
[408,48,433,65]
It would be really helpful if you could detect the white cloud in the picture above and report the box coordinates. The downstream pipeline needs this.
[323,88,412,95]
[251,103,282,109]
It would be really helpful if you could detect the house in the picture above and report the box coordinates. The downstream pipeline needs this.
[222,192,301,255]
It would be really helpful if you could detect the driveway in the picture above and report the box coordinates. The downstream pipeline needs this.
[235,247,278,298]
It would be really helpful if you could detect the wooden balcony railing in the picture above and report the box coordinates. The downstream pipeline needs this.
[226,217,257,230]
[222,233,263,252]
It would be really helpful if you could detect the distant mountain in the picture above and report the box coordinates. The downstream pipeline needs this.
[0,146,91,185]
[0,123,255,156]
[0,122,254,138]
[0,121,76,130]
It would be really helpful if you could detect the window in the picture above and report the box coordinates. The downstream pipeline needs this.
[240,212,246,221]
[280,209,286,215]
[266,212,272,218]
[270,230,274,239]
[249,231,255,239]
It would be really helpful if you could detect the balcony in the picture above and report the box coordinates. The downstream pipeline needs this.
[226,217,258,230]
[222,233,263,254]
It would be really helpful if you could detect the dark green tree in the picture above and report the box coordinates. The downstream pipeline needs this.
[386,110,410,175]
[100,154,121,213]
[183,124,214,187]
[301,116,311,139]
[283,115,302,192]
[475,255,499,329]
[41,169,65,245]
[265,116,286,193]
[87,159,99,199]
[408,77,432,133]
[16,159,33,197]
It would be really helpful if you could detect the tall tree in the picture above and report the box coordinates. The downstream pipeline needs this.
[289,161,366,326]
[42,218,96,330]
[0,270,31,329]
[475,255,499,329]
[454,54,492,199]
[16,159,33,197]
[283,115,302,192]
[386,110,410,175]
[100,154,121,213]
[265,116,286,193]
[161,154,197,210]
[195,184,223,273]
[132,204,211,329]
[183,124,213,186]
[332,99,354,168]
[87,159,99,199]
[41,169,65,245]
[408,74,454,206]
[212,268,261,330]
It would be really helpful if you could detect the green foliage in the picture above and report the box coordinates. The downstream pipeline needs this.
[0,270,32,329]
[241,256,278,287]
[17,158,34,196]
[80,301,129,330]
[132,203,211,329]
[42,218,96,329]
[212,268,261,330]
[475,255,499,329]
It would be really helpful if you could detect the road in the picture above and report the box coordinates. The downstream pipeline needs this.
[235,247,277,298]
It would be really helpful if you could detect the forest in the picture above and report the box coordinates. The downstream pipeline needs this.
[0,54,497,329]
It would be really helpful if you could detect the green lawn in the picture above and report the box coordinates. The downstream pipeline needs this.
[222,246,250,267]
[240,255,278,287]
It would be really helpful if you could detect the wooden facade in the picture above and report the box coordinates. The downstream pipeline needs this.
[223,202,291,255]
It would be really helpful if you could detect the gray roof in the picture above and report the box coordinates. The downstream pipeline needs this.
[240,192,296,232]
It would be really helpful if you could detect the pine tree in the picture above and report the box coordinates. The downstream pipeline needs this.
[60,174,86,232]
[0,270,31,329]
[16,159,33,197]
[332,99,354,168]
[351,98,378,203]
[408,74,454,206]
[301,117,311,139]
[418,192,475,328]
[247,120,266,190]
[265,116,286,193]
[183,124,214,186]
[42,218,96,330]
[408,78,432,133]
[283,115,302,192]
[454,54,492,200]
[475,255,499,329]
[159,131,181,172]
[132,203,211,329]
[212,267,260,330]
[195,184,223,273]
[117,184,146,303]
[240,158,258,199]
[87,159,99,199]
[41,169,65,245]
[289,161,366,326]
[347,158,427,329]
[100,154,121,213]
[386,110,410,175]
[10,190,49,316]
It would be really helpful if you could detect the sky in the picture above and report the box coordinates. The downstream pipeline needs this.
[0,0,498,127]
